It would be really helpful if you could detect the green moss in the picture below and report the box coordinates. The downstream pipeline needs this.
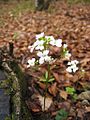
[11,0,35,17]
[67,0,90,4]
[8,61,32,120]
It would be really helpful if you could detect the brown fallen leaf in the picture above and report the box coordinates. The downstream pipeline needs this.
[48,82,58,97]
[37,95,53,111]
[85,107,90,112]
[26,99,41,112]
[60,90,68,100]
[37,81,46,90]
[53,72,60,83]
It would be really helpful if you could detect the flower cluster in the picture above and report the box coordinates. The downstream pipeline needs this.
[37,50,53,64]
[66,60,79,73]
[28,32,62,53]
[27,32,62,66]
[27,32,79,74]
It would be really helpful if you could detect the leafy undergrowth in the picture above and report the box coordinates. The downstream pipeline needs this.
[0,0,90,120]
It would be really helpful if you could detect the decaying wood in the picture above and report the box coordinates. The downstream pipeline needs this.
[2,62,21,120]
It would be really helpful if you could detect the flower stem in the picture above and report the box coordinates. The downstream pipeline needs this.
[43,64,50,111]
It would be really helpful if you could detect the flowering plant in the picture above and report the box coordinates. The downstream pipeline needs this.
[27,32,80,111]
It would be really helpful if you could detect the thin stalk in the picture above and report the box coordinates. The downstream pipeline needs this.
[43,80,48,111]
[43,64,50,111]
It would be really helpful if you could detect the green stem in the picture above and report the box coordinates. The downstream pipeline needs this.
[43,64,50,111]
[44,80,48,111]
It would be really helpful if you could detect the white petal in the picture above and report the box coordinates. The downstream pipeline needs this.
[66,67,72,73]
[67,61,72,65]
[63,44,68,48]
[32,58,36,62]
[30,47,34,53]
[27,58,35,67]
[71,60,79,65]
[39,46,44,50]
[50,39,56,46]
[28,45,32,49]
[44,56,51,62]
[39,57,44,64]
[33,40,40,47]
[55,39,62,47]
[36,32,44,40]
[43,50,49,56]
[37,51,43,57]
[35,45,44,50]
[74,60,79,64]
[70,64,76,69]
[72,67,78,73]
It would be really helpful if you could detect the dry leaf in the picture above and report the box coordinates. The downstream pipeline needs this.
[37,81,46,90]
[53,72,60,83]
[85,107,90,112]
[60,90,68,100]
[48,82,57,97]
[37,95,53,111]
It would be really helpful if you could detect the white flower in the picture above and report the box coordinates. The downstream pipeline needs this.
[66,67,72,73]
[68,60,79,65]
[44,56,53,62]
[36,40,45,45]
[43,50,49,56]
[63,44,68,48]
[73,60,79,64]
[39,57,44,64]
[37,51,43,57]
[45,36,55,41]
[27,58,36,67]
[35,45,44,50]
[55,39,62,47]
[36,32,44,40]
[72,66,78,73]
[35,40,45,50]
[66,60,79,73]
[67,60,79,65]
[37,50,53,64]
[37,50,49,57]
[28,45,35,53]
[66,65,78,73]
[28,40,44,53]
[50,39,56,46]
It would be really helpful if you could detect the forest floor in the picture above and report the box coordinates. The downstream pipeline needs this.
[0,0,90,120]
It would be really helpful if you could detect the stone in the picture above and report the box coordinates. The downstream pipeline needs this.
[0,70,10,120]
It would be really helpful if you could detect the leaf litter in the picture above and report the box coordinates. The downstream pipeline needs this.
[0,0,90,119]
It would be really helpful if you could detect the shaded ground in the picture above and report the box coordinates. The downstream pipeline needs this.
[0,0,90,120]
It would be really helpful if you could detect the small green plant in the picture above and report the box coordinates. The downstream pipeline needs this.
[55,109,68,120]
[5,114,15,120]
[40,70,54,110]
[27,32,80,111]
[40,71,54,83]
[65,86,77,100]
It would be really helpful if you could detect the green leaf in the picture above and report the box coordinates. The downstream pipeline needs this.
[48,78,55,82]
[40,78,47,82]
[72,93,77,100]
[45,71,48,80]
[66,87,76,95]
[55,109,68,120]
